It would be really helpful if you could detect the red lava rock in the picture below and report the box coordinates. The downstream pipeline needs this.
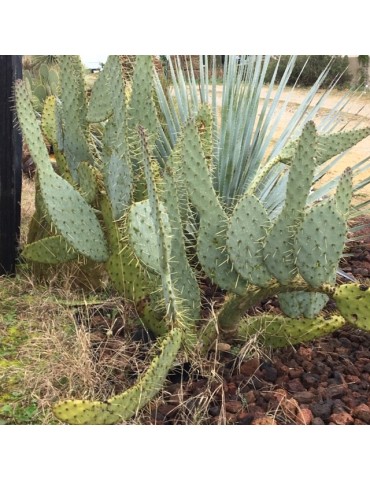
[287,378,306,393]
[331,399,348,414]
[244,391,256,404]
[297,346,313,361]
[310,401,333,421]
[312,417,325,425]
[252,416,277,425]
[157,404,178,419]
[227,382,238,396]
[301,373,320,389]
[357,350,370,359]
[342,395,358,409]
[236,412,254,424]
[213,412,238,424]
[261,391,276,401]
[354,419,367,425]
[270,391,299,419]
[287,358,300,369]
[329,412,354,425]
[335,347,350,356]
[326,384,347,399]
[296,408,313,425]
[225,400,243,414]
[346,375,361,385]
[292,391,315,404]
[240,357,260,376]
[288,368,303,379]
[261,365,278,383]
[223,412,237,424]
[362,359,370,373]
[301,360,314,371]
[352,404,370,423]
[209,380,222,394]
[209,405,221,417]
[247,404,265,416]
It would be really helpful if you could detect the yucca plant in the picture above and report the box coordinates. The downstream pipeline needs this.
[14,55,370,424]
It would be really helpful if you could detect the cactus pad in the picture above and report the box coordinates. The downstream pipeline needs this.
[264,121,317,284]
[15,79,108,262]
[278,292,328,318]
[334,283,370,331]
[237,314,345,348]
[22,236,78,264]
[128,199,170,274]
[296,198,347,288]
[227,194,272,287]
[53,328,182,424]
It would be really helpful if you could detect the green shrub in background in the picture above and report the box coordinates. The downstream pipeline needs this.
[265,55,352,88]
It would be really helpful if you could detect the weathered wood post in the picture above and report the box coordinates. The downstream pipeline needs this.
[0,55,23,275]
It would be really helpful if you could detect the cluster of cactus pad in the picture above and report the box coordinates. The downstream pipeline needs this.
[15,55,370,424]
[23,63,59,114]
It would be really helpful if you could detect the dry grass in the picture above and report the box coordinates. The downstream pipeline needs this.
[20,176,35,246]
[0,250,237,424]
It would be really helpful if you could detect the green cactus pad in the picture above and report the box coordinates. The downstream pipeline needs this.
[296,198,347,287]
[316,127,370,166]
[227,194,272,287]
[41,95,58,146]
[334,283,370,331]
[103,150,132,220]
[195,103,213,165]
[263,211,298,285]
[86,55,116,123]
[101,196,152,302]
[53,328,182,424]
[77,162,98,204]
[39,63,50,82]
[263,121,317,284]
[128,199,171,274]
[129,56,158,139]
[181,121,220,218]
[15,79,108,262]
[59,55,92,179]
[237,314,345,348]
[162,164,201,321]
[22,235,78,264]
[33,83,47,103]
[140,127,180,318]
[181,121,247,294]
[277,127,370,166]
[278,292,328,318]
[39,172,108,261]
[335,167,353,218]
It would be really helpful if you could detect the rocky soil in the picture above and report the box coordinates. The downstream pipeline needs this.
[144,219,370,426]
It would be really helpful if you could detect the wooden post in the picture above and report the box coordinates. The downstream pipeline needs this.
[0,55,22,275]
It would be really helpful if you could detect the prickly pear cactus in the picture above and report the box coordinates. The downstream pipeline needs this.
[53,328,182,424]
[15,79,108,263]
[14,55,370,425]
